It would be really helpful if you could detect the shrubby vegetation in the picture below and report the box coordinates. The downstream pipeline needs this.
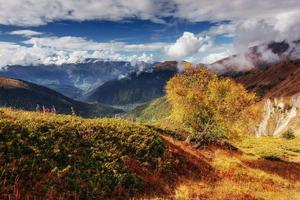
[166,67,256,143]
[282,129,296,140]
[0,108,166,199]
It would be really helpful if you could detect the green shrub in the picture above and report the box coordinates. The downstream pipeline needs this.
[121,174,144,195]
[261,154,282,161]
[281,129,296,140]
[260,151,283,161]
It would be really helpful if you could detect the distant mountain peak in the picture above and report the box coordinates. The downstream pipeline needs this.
[210,40,300,74]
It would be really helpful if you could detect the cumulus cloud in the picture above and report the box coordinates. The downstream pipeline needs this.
[164,31,234,64]
[165,32,210,60]
[164,0,300,65]
[9,30,43,37]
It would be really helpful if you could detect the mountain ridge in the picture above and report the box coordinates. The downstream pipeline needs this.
[0,76,122,117]
[84,62,178,105]
[0,61,154,98]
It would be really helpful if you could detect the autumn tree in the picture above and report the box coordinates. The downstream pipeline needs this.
[166,67,256,141]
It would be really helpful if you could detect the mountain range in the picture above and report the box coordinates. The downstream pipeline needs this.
[0,60,153,99]
[0,76,122,117]
[0,40,300,114]
[84,61,178,105]
[210,40,300,75]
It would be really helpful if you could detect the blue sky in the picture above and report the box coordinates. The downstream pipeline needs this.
[1,19,216,43]
[0,0,299,67]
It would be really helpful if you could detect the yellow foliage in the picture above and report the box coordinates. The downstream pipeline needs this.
[166,67,256,137]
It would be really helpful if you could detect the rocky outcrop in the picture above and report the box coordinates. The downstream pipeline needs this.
[256,94,300,137]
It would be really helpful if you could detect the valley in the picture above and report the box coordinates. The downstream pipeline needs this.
[0,76,122,118]
[0,55,300,199]
[0,1,300,198]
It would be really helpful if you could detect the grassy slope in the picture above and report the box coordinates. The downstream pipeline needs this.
[236,136,300,163]
[0,108,167,199]
[128,97,300,199]
[162,136,300,200]
[127,97,188,135]
[1,108,299,199]
[128,97,171,123]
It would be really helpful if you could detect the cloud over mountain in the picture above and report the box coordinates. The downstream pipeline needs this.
[0,37,164,68]
[0,0,299,66]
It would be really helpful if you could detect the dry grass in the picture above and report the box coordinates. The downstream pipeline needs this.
[152,136,300,200]
[236,136,300,163]
[171,150,300,200]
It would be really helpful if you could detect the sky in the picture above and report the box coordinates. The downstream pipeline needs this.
[0,0,299,68]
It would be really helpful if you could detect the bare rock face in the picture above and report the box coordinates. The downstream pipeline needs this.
[256,94,300,137]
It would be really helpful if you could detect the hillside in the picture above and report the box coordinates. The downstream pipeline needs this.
[130,60,300,138]
[0,108,167,199]
[0,108,299,199]
[127,97,171,123]
[0,76,122,117]
[85,65,177,105]
[234,60,300,98]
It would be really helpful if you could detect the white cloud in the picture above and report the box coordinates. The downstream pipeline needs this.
[201,52,231,64]
[0,0,299,67]
[9,30,43,37]
[204,23,236,37]
[234,13,300,51]
[1,1,298,27]
[173,0,300,23]
[23,36,166,52]
[204,10,300,52]
[175,1,300,62]
[196,43,234,64]
[0,36,166,68]
[187,1,300,69]
[0,0,168,26]
[165,32,209,60]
